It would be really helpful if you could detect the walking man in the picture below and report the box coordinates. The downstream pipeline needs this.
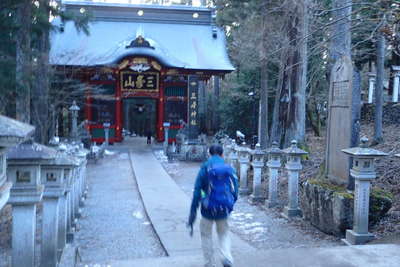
[188,144,238,267]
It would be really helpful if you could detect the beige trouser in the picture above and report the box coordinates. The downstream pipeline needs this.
[200,217,233,267]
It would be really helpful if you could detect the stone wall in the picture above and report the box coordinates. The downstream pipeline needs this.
[361,103,400,125]
[300,179,392,237]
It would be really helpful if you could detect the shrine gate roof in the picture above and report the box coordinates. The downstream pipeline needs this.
[50,1,235,72]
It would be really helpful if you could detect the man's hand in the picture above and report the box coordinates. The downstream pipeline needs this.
[187,222,194,237]
[187,212,196,237]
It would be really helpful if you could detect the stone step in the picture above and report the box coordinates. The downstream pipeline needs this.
[77,244,400,267]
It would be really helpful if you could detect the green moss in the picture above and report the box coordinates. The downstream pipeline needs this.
[307,178,354,199]
[299,143,310,160]
[315,161,326,180]
[369,187,393,224]
[335,192,354,199]
[371,187,394,201]
[307,180,393,203]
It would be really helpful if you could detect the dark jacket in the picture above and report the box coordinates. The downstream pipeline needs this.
[189,155,239,220]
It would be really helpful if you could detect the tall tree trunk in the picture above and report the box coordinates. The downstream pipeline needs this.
[374,30,385,144]
[285,0,308,146]
[258,3,269,149]
[270,47,290,146]
[15,0,32,123]
[32,0,50,143]
[271,0,308,148]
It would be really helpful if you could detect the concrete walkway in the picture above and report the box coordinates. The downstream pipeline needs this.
[109,244,400,267]
[129,140,254,257]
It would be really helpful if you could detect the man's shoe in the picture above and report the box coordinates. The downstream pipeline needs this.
[222,259,233,267]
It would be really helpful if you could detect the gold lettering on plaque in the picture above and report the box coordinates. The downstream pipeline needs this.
[136,75,145,89]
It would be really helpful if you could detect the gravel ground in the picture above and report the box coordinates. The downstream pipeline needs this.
[74,149,166,266]
[154,150,340,250]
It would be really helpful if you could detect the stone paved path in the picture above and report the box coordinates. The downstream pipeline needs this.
[74,148,165,266]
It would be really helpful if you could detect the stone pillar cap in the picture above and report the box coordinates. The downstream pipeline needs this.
[51,152,79,167]
[267,141,283,155]
[69,100,80,112]
[342,137,388,158]
[392,65,400,71]
[251,143,265,155]
[48,136,60,146]
[282,140,308,156]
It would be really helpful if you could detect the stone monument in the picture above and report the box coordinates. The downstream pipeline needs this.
[325,56,355,186]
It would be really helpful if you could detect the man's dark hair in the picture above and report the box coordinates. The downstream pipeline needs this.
[209,144,223,156]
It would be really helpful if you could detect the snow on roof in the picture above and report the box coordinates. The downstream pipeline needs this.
[50,1,234,72]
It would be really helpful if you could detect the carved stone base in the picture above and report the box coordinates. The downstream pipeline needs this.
[282,206,302,219]
[66,232,74,243]
[239,188,250,195]
[265,199,279,208]
[249,194,265,205]
[342,230,374,245]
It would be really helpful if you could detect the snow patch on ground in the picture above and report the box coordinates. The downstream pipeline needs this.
[132,211,144,220]
[117,153,129,160]
[104,150,116,156]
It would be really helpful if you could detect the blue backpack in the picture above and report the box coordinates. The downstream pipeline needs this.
[202,163,235,217]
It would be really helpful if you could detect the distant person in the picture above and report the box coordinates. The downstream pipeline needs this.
[187,144,238,267]
[146,130,152,145]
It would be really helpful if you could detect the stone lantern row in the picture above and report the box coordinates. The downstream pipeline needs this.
[223,139,308,219]
[223,136,390,245]
[368,66,400,103]
[5,139,89,267]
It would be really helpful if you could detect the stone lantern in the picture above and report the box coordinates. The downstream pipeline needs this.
[41,151,77,266]
[0,115,34,210]
[224,140,233,166]
[238,143,251,195]
[392,66,400,103]
[342,137,388,245]
[249,143,266,204]
[163,122,171,154]
[69,100,80,141]
[266,141,283,208]
[103,122,111,145]
[74,145,89,207]
[367,73,376,104]
[7,140,57,267]
[227,140,237,169]
[282,140,308,218]
[61,153,79,257]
